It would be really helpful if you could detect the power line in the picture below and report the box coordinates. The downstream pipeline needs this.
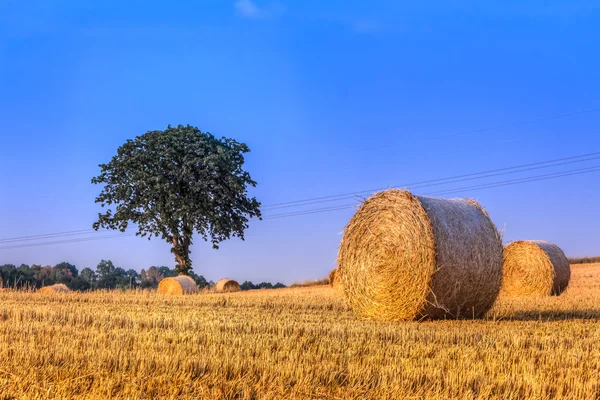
[259,165,600,220]
[262,151,600,209]
[0,229,97,244]
[0,233,136,251]
[17,107,600,204]
[2,165,598,249]
[2,151,599,246]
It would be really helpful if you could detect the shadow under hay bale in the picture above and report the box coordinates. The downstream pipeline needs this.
[501,240,570,297]
[215,278,240,293]
[38,284,71,294]
[337,189,503,321]
[157,275,198,295]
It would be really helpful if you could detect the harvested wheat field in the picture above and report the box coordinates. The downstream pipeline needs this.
[1,264,600,399]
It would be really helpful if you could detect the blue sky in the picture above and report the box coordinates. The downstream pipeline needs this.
[1,0,599,283]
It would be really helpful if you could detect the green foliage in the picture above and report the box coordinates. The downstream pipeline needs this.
[69,277,91,291]
[91,124,261,275]
[55,262,78,278]
[2,260,281,292]
[188,270,209,288]
[239,281,287,291]
[80,268,97,284]
[140,266,167,289]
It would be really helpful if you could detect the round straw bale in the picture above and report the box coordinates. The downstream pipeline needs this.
[215,278,240,293]
[328,268,337,286]
[157,275,198,295]
[501,240,570,296]
[38,283,71,294]
[337,189,503,321]
[328,268,343,291]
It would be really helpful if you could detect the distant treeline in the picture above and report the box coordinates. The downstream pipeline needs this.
[0,261,286,291]
[240,281,286,290]
[569,256,600,265]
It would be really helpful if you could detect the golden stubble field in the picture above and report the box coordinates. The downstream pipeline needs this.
[1,264,599,400]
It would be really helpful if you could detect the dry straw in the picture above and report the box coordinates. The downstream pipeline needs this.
[157,275,198,295]
[215,278,241,293]
[38,284,71,294]
[337,189,503,321]
[501,240,570,296]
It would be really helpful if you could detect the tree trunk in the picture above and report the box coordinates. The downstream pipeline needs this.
[171,236,192,275]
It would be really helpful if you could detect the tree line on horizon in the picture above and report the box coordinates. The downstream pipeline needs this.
[568,256,600,265]
[0,261,286,291]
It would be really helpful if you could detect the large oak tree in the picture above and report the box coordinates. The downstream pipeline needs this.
[92,125,261,275]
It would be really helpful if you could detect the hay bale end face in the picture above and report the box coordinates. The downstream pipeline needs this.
[337,189,503,321]
[157,275,198,295]
[501,240,570,296]
[38,284,71,294]
[215,278,240,293]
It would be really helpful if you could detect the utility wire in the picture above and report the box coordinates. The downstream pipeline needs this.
[259,165,600,220]
[1,165,597,249]
[0,229,98,244]
[262,153,600,211]
[261,151,600,209]
[1,152,599,246]
[0,233,136,251]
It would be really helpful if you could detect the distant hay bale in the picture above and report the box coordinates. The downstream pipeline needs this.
[337,189,503,321]
[328,268,342,291]
[328,269,337,286]
[157,275,198,295]
[38,284,71,294]
[215,278,240,293]
[501,240,570,296]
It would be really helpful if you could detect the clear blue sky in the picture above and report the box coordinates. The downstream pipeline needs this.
[1,1,599,284]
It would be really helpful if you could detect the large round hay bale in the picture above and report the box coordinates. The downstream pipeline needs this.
[501,240,570,296]
[157,275,198,295]
[38,284,71,294]
[215,278,240,293]
[337,189,503,321]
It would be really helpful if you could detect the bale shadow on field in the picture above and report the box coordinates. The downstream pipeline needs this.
[492,308,600,322]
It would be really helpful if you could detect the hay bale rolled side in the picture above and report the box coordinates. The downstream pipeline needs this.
[215,278,240,293]
[501,240,570,296]
[38,284,71,294]
[337,189,503,321]
[157,275,198,295]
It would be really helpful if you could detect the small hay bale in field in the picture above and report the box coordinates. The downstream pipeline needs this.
[215,278,240,293]
[157,275,198,295]
[501,240,570,296]
[38,284,71,294]
[328,268,337,286]
[328,268,343,291]
[337,189,503,321]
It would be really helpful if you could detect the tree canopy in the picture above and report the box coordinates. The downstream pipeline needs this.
[92,125,261,275]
